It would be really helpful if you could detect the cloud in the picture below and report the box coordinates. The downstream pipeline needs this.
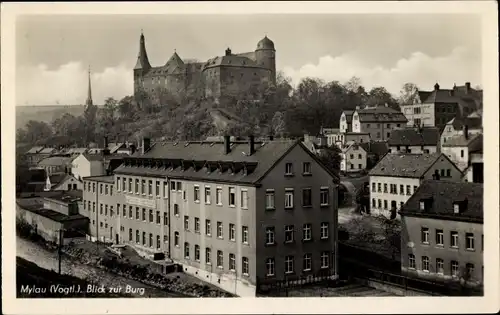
[16,62,133,105]
[282,46,481,95]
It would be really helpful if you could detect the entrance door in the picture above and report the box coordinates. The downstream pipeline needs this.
[116,233,119,244]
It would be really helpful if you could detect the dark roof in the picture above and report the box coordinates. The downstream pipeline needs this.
[256,36,275,50]
[83,175,114,183]
[368,153,445,178]
[359,141,389,157]
[400,180,483,223]
[356,106,408,123]
[442,133,482,147]
[38,156,72,167]
[48,173,71,186]
[82,153,128,162]
[449,116,482,130]
[387,127,440,146]
[204,55,260,69]
[45,190,83,203]
[17,199,86,223]
[115,140,338,185]
[413,85,482,110]
[342,110,355,123]
[26,146,44,154]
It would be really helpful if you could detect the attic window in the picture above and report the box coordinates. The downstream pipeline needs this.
[419,197,433,211]
[453,203,460,214]
[419,201,425,211]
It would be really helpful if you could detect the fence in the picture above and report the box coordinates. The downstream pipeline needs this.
[256,269,337,296]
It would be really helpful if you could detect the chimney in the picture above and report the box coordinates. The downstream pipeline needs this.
[248,135,255,155]
[224,135,231,154]
[142,137,151,155]
[465,82,471,93]
[225,47,232,56]
[434,83,440,91]
[449,90,454,96]
[463,124,469,140]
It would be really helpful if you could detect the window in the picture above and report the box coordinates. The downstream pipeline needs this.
[204,186,211,204]
[421,227,429,244]
[156,181,160,196]
[383,200,388,209]
[194,245,200,261]
[285,256,294,274]
[194,217,200,233]
[376,132,381,138]
[285,225,294,243]
[320,222,329,239]
[229,224,236,241]
[303,162,311,175]
[184,242,190,259]
[303,253,312,271]
[406,185,411,195]
[122,177,126,192]
[422,256,430,272]
[301,188,312,207]
[242,226,249,244]
[217,250,223,268]
[383,183,387,193]
[285,189,294,209]
[241,190,248,209]
[378,199,382,208]
[117,177,121,191]
[205,248,211,264]
[100,184,103,194]
[136,230,140,243]
[446,169,451,177]
[216,188,222,205]
[163,182,168,198]
[372,198,376,208]
[142,232,146,245]
[229,187,236,206]
[378,183,382,192]
[194,186,200,202]
[147,180,152,196]
[350,154,354,159]
[413,185,418,194]
[436,258,444,274]
[285,163,293,175]
[177,181,182,191]
[242,257,249,275]
[205,220,211,236]
[217,221,223,239]
[460,150,464,158]
[266,227,275,245]
[303,224,312,241]
[149,209,153,222]
[141,180,146,195]
[320,188,329,206]
[164,212,168,225]
[358,154,362,159]
[451,261,459,276]
[149,233,153,247]
[266,258,275,276]
[173,204,179,216]
[174,232,179,246]
[184,216,189,230]
[266,190,275,209]
[408,254,416,269]
[372,183,376,192]
[171,181,176,191]
[129,228,132,241]
[321,251,329,268]
[105,205,108,216]
[466,233,475,250]
[466,263,474,277]
[92,183,96,193]
[436,229,444,246]
[451,231,458,248]
[130,206,134,219]
[229,253,236,271]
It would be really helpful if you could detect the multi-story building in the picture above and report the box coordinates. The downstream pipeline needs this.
[387,127,440,154]
[368,153,462,218]
[399,180,483,288]
[340,143,367,173]
[400,82,482,130]
[351,104,408,141]
[37,156,73,175]
[71,153,127,181]
[441,132,483,171]
[441,110,482,145]
[334,132,370,148]
[339,110,355,133]
[96,136,339,296]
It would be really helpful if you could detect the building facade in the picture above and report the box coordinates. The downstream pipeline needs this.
[351,105,408,141]
[368,153,462,218]
[133,32,276,100]
[340,143,367,173]
[387,127,440,154]
[440,112,482,145]
[441,133,483,171]
[399,180,483,288]
[339,110,354,133]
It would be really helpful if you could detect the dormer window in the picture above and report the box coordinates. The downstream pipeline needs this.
[453,203,460,214]
[419,197,433,211]
[419,201,425,211]
[453,199,467,214]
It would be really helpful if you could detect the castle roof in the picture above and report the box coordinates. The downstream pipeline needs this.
[257,36,275,50]
[204,55,260,69]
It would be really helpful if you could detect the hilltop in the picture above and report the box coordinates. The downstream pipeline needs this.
[16,105,102,129]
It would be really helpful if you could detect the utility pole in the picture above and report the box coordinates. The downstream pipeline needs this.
[58,228,64,274]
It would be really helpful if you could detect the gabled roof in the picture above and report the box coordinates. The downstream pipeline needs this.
[26,146,45,154]
[359,141,389,157]
[39,147,57,154]
[388,127,440,146]
[38,156,73,167]
[341,143,366,153]
[448,116,482,130]
[368,153,446,178]
[442,133,482,148]
[116,140,338,185]
[48,173,71,187]
[320,127,339,135]
[355,106,407,123]
[342,110,355,123]
[204,55,259,69]
[400,180,483,223]
[82,153,129,162]
[108,143,126,154]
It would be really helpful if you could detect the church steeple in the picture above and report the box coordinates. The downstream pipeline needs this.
[85,66,93,107]
[134,30,152,71]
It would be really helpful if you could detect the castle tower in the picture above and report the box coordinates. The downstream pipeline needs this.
[134,30,152,93]
[255,36,276,85]
[85,66,93,108]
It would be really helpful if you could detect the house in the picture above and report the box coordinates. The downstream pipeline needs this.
[44,173,83,192]
[37,156,73,175]
[71,153,127,181]
[441,132,483,171]
[302,134,328,155]
[339,110,355,133]
[25,146,57,166]
[335,132,370,148]
[359,141,390,169]
[463,146,483,183]
[340,143,367,174]
[400,82,482,130]
[16,167,47,194]
[388,127,440,154]
[351,104,408,141]
[441,111,482,145]
[368,153,463,219]
[83,136,340,296]
[319,127,341,146]
[399,180,483,288]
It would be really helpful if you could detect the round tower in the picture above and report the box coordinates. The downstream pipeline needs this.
[255,36,276,85]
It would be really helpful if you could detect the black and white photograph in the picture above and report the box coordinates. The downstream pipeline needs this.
[2,1,499,314]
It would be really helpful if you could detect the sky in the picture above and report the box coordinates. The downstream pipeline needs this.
[16,14,482,105]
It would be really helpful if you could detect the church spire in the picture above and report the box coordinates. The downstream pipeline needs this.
[134,30,152,71]
[86,66,93,107]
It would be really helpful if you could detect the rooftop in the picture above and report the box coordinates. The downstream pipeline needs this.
[400,180,483,223]
[17,198,87,223]
[442,133,482,147]
[83,175,114,183]
[368,153,446,178]
[355,105,408,123]
[38,156,73,167]
[387,127,440,146]
[44,190,83,203]
[359,141,389,157]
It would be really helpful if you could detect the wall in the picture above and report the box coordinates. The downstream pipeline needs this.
[423,155,463,180]
[401,216,483,285]
[17,204,63,243]
[54,176,83,191]
[219,66,271,98]
[203,67,221,98]
[339,113,350,133]
[343,133,370,145]
[43,198,77,216]
[256,144,338,284]
[170,179,257,296]
[401,103,436,127]
[341,146,367,172]
[441,126,482,145]
[90,161,105,177]
[83,179,118,243]
[441,146,469,171]
[71,155,90,181]
[369,175,420,218]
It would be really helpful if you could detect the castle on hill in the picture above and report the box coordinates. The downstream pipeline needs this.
[133,32,276,100]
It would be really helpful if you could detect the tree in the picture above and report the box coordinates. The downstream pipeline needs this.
[355,182,370,214]
[317,145,342,183]
[380,218,401,260]
[366,87,399,110]
[398,83,419,105]
[271,111,285,137]
[17,120,53,145]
